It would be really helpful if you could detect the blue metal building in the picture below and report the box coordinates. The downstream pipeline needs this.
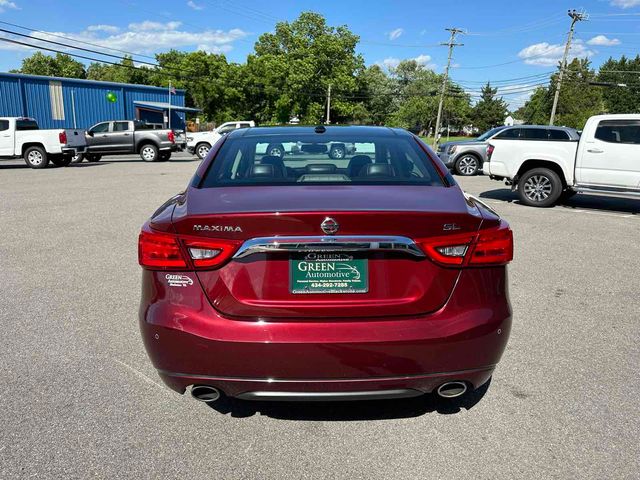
[0,72,199,130]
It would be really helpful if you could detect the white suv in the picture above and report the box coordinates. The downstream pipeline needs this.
[187,121,255,159]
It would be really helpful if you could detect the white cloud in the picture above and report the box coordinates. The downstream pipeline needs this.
[128,21,182,32]
[377,54,436,70]
[187,0,204,9]
[0,0,19,12]
[388,28,404,41]
[610,0,640,8]
[86,25,120,34]
[0,22,249,55]
[587,35,621,46]
[517,40,595,66]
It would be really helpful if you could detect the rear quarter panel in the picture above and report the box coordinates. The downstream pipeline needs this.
[489,139,577,183]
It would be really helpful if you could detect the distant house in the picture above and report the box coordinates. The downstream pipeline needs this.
[504,115,525,126]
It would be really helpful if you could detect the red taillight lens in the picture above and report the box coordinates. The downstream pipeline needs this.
[487,144,495,160]
[138,225,240,270]
[139,229,187,270]
[469,222,513,265]
[168,130,175,143]
[59,131,67,144]
[418,221,513,267]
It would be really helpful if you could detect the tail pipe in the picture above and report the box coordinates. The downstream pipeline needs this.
[190,385,221,403]
[436,381,468,399]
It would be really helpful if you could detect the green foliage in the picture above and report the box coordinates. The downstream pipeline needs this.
[14,52,86,79]
[472,83,508,131]
[597,55,640,114]
[517,58,604,129]
[86,56,153,85]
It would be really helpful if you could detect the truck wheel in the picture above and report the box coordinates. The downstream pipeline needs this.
[267,143,285,158]
[329,145,346,159]
[24,146,49,169]
[140,144,159,162]
[71,153,84,163]
[195,142,211,160]
[51,155,73,167]
[518,168,562,207]
[455,154,480,176]
[159,152,172,161]
[85,154,102,163]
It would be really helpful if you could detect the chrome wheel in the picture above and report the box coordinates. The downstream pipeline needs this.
[28,150,43,166]
[330,148,345,159]
[523,175,552,202]
[141,146,156,161]
[268,147,283,157]
[197,144,210,159]
[457,155,478,175]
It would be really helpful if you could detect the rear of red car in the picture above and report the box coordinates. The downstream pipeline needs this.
[138,126,512,402]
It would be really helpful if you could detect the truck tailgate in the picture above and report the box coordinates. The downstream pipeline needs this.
[64,129,87,147]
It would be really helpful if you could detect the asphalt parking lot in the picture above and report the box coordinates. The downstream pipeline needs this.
[1,152,639,479]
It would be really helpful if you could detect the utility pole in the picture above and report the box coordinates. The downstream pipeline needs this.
[549,9,588,125]
[433,28,464,148]
[326,84,332,124]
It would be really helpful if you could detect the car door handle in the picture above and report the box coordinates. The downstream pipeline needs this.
[123,133,130,136]
[587,148,603,153]
[101,135,108,138]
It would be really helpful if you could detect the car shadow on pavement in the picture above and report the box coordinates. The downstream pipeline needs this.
[206,380,490,420]
[480,188,640,214]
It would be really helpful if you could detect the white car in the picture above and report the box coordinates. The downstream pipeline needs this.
[187,121,255,159]
[0,117,86,169]
[485,115,640,207]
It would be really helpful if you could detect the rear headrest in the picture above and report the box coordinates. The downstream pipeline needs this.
[248,164,274,178]
[305,164,336,174]
[360,163,396,177]
[260,155,286,177]
[347,155,372,177]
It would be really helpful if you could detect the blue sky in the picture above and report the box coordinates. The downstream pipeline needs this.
[0,0,639,108]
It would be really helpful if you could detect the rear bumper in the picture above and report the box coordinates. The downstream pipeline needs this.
[139,268,511,398]
[62,146,85,154]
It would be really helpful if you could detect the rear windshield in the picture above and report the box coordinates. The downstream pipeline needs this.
[200,134,444,187]
[16,119,39,131]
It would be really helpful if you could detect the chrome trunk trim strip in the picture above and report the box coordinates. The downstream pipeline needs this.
[232,235,425,259]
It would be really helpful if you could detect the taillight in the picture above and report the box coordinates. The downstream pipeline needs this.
[59,131,67,144]
[486,144,495,160]
[139,229,187,270]
[418,221,513,267]
[168,131,175,143]
[469,222,513,265]
[138,225,240,270]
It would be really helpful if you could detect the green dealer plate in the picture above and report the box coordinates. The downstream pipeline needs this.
[290,253,368,294]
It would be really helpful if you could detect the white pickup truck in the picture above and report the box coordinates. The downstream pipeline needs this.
[0,117,86,169]
[485,114,640,207]
[187,121,255,159]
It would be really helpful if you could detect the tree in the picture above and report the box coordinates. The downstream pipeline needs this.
[472,83,508,131]
[516,58,602,128]
[244,11,364,124]
[597,55,640,114]
[14,52,86,78]
[387,60,470,134]
[353,65,394,125]
[86,56,153,85]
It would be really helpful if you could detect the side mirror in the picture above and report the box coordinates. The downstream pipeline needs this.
[87,131,94,137]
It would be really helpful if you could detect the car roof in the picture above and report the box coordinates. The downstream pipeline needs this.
[230,125,410,139]
[506,125,574,131]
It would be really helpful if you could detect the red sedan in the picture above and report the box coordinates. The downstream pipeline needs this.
[138,126,513,404]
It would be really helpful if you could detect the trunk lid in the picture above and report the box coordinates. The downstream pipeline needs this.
[172,185,484,319]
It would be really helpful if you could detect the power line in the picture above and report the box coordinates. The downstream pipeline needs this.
[0,19,157,61]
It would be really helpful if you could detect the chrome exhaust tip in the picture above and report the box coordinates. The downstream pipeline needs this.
[190,385,221,403]
[436,381,467,399]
